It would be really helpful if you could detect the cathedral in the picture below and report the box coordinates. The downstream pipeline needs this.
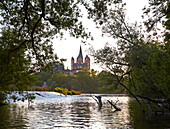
[71,46,90,74]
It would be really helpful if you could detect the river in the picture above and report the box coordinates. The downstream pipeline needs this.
[0,92,170,129]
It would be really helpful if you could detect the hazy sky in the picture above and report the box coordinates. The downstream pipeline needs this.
[53,0,149,71]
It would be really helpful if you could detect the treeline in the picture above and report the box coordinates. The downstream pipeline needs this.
[33,68,125,93]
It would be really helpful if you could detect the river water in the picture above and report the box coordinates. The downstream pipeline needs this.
[0,92,170,129]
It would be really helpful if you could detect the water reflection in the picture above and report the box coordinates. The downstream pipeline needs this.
[1,93,170,128]
[129,100,170,129]
[0,94,132,128]
[0,104,29,128]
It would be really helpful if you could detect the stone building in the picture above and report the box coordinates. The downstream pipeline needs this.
[71,46,90,74]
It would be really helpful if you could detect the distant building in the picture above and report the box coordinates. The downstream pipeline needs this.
[63,68,71,75]
[41,62,64,74]
[51,63,64,74]
[71,46,90,74]
[43,82,47,88]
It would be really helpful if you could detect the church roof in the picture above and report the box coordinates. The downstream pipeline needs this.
[77,45,83,59]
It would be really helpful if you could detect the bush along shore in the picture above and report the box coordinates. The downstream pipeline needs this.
[54,87,81,96]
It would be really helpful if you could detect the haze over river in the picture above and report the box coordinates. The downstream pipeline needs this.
[0,92,170,128]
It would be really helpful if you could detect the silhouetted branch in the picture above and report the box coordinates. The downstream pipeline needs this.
[90,94,98,104]
[107,100,121,111]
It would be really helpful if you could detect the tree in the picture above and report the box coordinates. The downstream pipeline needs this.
[69,78,80,91]
[65,74,77,90]
[0,0,116,103]
[50,81,57,88]
[0,0,93,70]
[35,80,44,86]
[0,29,36,104]
[97,71,124,93]
[0,0,92,104]
[92,1,170,112]
[76,68,98,93]
[37,71,51,82]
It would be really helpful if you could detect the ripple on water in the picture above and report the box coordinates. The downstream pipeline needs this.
[0,93,133,129]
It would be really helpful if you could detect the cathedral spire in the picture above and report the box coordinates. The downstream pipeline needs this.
[77,45,83,63]
[78,45,83,59]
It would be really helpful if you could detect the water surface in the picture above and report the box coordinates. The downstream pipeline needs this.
[0,92,170,128]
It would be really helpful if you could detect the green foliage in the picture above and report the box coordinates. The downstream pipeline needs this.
[97,71,125,93]
[91,0,170,111]
[50,81,57,88]
[0,92,7,105]
[75,68,99,93]
[54,87,63,94]
[35,81,44,87]
[71,90,76,95]
[0,28,37,104]
[38,72,51,82]
[54,87,81,95]
[0,0,100,104]
[34,68,99,93]
[53,73,67,87]
[67,91,72,95]
[0,0,93,72]
[125,42,170,98]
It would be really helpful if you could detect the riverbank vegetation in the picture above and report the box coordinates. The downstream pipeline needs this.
[54,87,81,95]
[29,86,51,91]
[91,0,170,113]
[32,68,126,94]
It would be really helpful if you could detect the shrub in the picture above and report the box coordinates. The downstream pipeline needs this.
[62,88,68,95]
[71,90,81,95]
[71,90,76,95]
[29,86,51,91]
[54,87,81,95]
[54,87,63,93]
[72,90,81,95]
[67,91,72,95]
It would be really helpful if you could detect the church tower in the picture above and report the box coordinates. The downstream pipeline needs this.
[77,46,83,63]
[71,45,90,74]
[85,55,90,70]
[71,57,74,70]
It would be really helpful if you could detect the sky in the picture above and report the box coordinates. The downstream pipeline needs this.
[53,0,149,71]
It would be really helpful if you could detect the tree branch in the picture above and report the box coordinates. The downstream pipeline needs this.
[111,69,145,113]
[0,0,10,14]
[136,95,169,104]
[9,40,29,53]
[108,22,134,44]
[30,0,45,64]
[18,0,29,36]
[107,100,121,111]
